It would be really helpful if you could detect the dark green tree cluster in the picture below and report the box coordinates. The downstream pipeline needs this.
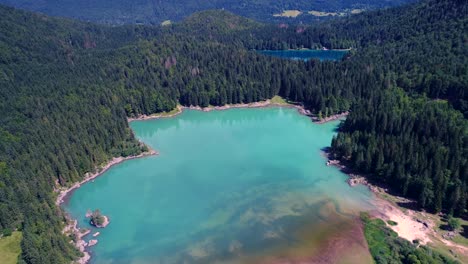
[447,215,462,231]
[243,0,468,116]
[331,89,467,215]
[89,209,104,227]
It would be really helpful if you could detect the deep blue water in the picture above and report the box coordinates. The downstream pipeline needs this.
[258,49,348,61]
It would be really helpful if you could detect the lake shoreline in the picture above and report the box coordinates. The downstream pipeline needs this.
[256,48,352,52]
[257,49,349,62]
[324,151,433,243]
[127,99,314,122]
[313,111,349,124]
[60,100,347,264]
[56,148,157,264]
[55,149,158,207]
[324,151,468,261]
[128,98,345,125]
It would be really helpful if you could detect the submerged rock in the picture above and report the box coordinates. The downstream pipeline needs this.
[88,239,98,247]
[326,159,340,166]
[347,175,368,187]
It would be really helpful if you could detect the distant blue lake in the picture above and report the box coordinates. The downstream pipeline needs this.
[258,49,348,61]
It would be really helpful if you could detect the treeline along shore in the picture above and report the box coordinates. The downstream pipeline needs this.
[127,98,318,122]
[55,147,157,264]
[55,149,157,207]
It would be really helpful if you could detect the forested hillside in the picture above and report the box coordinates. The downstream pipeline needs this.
[0,5,280,263]
[0,0,466,263]
[232,0,467,217]
[236,0,467,117]
[0,0,413,24]
[331,90,467,215]
[242,0,468,216]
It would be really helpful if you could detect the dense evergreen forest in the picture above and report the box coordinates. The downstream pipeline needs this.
[0,0,466,263]
[0,0,413,24]
[331,90,467,215]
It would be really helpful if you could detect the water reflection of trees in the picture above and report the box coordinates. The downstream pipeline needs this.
[133,108,296,139]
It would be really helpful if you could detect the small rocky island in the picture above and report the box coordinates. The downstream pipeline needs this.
[86,209,110,228]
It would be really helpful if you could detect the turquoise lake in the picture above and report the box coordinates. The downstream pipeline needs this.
[258,49,348,61]
[65,107,375,263]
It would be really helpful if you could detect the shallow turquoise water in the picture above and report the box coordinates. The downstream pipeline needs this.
[65,108,374,263]
[258,49,348,61]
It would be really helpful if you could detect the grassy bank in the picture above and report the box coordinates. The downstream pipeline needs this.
[270,95,289,105]
[361,213,459,264]
[0,231,22,264]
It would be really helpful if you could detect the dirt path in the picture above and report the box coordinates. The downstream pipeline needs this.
[371,197,432,245]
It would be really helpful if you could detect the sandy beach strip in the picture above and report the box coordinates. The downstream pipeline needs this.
[325,152,468,260]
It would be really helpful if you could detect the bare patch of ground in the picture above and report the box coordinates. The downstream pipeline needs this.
[273,10,302,18]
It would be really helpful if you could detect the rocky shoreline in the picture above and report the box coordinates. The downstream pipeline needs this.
[324,153,468,259]
[324,154,385,193]
[56,149,157,206]
[184,100,302,112]
[128,99,311,122]
[62,219,91,264]
[324,155,434,243]
[127,105,183,122]
[56,149,157,264]
[313,111,349,124]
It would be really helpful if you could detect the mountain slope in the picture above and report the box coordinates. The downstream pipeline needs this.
[0,0,415,24]
[0,7,287,262]
[246,0,468,216]
[247,0,468,116]
[0,0,466,263]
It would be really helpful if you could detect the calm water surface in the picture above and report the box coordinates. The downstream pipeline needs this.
[65,108,374,264]
[258,49,348,61]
